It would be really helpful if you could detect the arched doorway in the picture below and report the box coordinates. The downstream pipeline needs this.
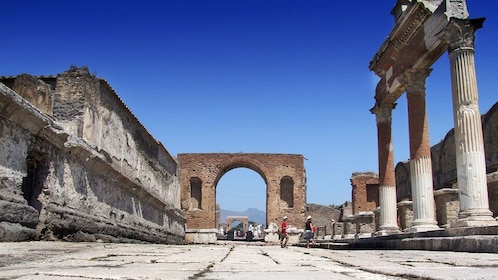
[216,167,266,230]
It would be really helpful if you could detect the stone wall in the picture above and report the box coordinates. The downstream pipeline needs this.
[305,203,340,236]
[395,162,411,200]
[0,67,184,243]
[350,172,379,214]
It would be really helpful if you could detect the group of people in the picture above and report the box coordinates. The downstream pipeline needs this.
[280,215,316,248]
[219,223,263,239]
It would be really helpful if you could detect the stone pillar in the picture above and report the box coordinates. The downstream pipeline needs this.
[354,212,375,238]
[434,188,460,228]
[342,216,356,239]
[397,200,413,230]
[373,105,400,234]
[400,68,439,232]
[332,222,344,240]
[445,18,497,227]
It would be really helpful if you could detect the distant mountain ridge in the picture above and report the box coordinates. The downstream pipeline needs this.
[220,208,266,226]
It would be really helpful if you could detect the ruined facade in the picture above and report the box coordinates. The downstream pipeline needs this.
[395,101,498,229]
[340,96,497,237]
[350,172,379,214]
[369,0,497,234]
[336,0,498,239]
[178,153,306,243]
[0,67,185,243]
[337,173,379,238]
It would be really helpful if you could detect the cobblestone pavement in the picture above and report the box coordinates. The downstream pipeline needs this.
[0,241,497,279]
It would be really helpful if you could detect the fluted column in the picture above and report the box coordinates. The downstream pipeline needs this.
[445,18,496,227]
[400,68,439,232]
[373,105,400,234]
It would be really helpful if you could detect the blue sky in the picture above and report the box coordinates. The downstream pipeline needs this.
[2,1,497,212]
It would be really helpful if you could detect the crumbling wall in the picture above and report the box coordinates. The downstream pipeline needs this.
[395,162,411,201]
[305,203,340,236]
[350,172,379,214]
[0,67,184,243]
[397,101,498,220]
[483,102,498,216]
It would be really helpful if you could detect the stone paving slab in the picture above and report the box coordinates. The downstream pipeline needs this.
[0,241,497,279]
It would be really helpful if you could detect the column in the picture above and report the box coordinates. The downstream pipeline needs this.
[400,68,439,232]
[373,104,400,235]
[445,18,497,227]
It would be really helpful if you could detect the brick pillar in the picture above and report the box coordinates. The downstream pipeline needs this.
[400,68,439,232]
[444,18,497,227]
[373,105,400,234]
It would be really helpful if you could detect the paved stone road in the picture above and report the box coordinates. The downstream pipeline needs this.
[0,241,497,279]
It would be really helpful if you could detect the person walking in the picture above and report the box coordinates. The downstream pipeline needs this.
[280,216,289,248]
[305,216,313,248]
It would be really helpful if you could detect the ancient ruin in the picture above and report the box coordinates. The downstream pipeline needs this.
[0,67,184,243]
[225,216,249,234]
[330,1,498,243]
[1,1,497,251]
[178,153,306,243]
[369,0,497,235]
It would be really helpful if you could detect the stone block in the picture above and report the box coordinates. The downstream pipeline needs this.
[0,221,37,241]
[0,200,39,228]
[185,229,218,244]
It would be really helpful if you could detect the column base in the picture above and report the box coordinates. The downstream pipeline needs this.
[342,234,356,239]
[373,228,401,236]
[374,227,401,236]
[355,233,373,238]
[452,209,498,228]
[406,220,440,233]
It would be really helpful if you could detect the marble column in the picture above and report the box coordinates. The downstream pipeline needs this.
[373,105,400,234]
[400,68,439,232]
[445,18,496,227]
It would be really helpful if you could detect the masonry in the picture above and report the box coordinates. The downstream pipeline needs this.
[0,66,185,243]
[178,153,306,243]
[369,0,497,235]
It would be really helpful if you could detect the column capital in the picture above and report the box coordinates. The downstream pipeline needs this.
[399,68,432,93]
[441,18,485,53]
[372,103,396,124]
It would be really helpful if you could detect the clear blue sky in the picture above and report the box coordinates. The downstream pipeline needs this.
[2,1,497,212]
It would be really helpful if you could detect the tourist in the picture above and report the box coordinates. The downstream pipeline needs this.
[280,216,289,248]
[305,216,313,248]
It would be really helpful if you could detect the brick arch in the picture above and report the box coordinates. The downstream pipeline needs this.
[178,153,306,231]
[213,154,270,187]
[225,216,249,233]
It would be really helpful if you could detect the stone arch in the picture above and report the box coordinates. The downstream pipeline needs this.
[226,216,249,233]
[178,153,306,233]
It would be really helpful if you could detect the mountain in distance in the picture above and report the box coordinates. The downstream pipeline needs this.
[220,208,266,226]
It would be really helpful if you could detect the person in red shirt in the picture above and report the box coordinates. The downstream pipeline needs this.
[280,216,289,248]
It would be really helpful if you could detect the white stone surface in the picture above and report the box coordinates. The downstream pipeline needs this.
[1,241,498,280]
